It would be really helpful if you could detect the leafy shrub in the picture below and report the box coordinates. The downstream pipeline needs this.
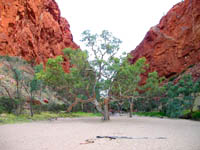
[191,111,200,120]
[133,111,166,117]
[0,105,5,114]
[32,105,42,114]
[160,75,200,118]
[0,97,18,113]
[165,98,184,118]
[41,102,68,112]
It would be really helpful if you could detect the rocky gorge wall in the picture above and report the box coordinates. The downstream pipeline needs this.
[130,0,200,79]
[0,0,79,72]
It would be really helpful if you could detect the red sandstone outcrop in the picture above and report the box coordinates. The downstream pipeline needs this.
[130,0,200,79]
[0,0,79,72]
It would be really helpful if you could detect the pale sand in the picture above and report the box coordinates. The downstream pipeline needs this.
[0,116,200,150]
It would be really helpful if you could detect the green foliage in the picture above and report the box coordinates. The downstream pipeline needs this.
[188,64,195,68]
[0,56,47,116]
[169,75,178,82]
[0,106,4,114]
[30,79,40,92]
[0,55,27,64]
[70,111,101,117]
[165,97,184,118]
[41,102,68,112]
[136,71,166,112]
[133,111,166,117]
[36,49,95,98]
[182,110,200,120]
[63,48,95,93]
[25,69,43,94]
[36,56,66,86]
[81,30,123,98]
[133,73,200,119]
[12,67,23,82]
[0,56,27,101]
[0,112,101,124]
[81,30,122,56]
[35,30,154,117]
[34,64,43,73]
[191,111,200,120]
[36,30,124,116]
[111,57,147,99]
[142,71,165,97]
[0,97,18,114]
[161,74,200,118]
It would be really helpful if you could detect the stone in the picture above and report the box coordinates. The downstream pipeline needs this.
[130,0,200,80]
[0,0,79,72]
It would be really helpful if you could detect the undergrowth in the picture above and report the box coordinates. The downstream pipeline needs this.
[133,111,200,120]
[132,112,166,118]
[0,111,101,124]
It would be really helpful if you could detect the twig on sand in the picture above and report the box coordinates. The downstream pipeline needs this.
[80,139,95,145]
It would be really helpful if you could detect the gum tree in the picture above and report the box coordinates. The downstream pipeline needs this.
[109,56,148,117]
[81,30,123,120]
[36,49,105,117]
[37,30,148,120]
[23,71,43,117]
[141,71,165,112]
[37,30,122,120]
[0,56,26,114]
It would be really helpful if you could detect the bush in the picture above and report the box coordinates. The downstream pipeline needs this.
[0,105,5,114]
[41,102,68,112]
[133,111,166,117]
[165,98,184,118]
[181,110,200,120]
[32,105,42,114]
[0,97,18,114]
[191,111,200,120]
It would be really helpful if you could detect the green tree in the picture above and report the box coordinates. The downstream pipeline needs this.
[23,71,43,117]
[37,30,123,120]
[0,97,18,114]
[0,56,27,115]
[36,56,66,87]
[36,49,100,114]
[0,56,45,116]
[37,30,149,120]
[141,71,165,112]
[162,81,185,118]
[162,74,200,118]
[176,74,200,113]
[143,71,165,97]
[81,30,124,120]
[110,56,148,117]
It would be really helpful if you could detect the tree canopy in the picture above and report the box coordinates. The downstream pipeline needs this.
[36,30,151,120]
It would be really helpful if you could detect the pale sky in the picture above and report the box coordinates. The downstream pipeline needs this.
[55,0,181,53]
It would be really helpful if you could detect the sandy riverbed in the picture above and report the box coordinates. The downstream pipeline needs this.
[0,116,200,150]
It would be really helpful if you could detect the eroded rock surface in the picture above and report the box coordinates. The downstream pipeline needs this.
[0,0,78,71]
[130,0,200,79]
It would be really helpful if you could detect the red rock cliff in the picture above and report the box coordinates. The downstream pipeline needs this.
[0,0,79,71]
[130,0,200,78]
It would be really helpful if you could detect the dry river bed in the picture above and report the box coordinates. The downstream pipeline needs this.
[0,116,200,150]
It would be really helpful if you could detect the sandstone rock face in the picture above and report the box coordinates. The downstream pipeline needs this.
[0,0,79,72]
[130,0,200,79]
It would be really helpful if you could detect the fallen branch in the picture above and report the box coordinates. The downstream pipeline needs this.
[96,136,167,140]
